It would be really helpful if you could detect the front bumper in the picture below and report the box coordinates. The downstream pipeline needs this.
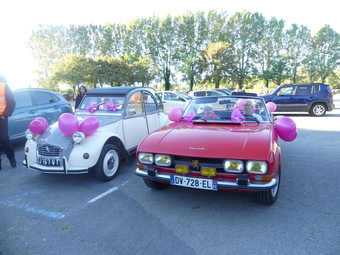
[135,168,277,191]
[23,155,89,174]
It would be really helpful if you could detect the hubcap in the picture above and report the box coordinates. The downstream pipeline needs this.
[103,150,118,177]
[314,105,325,115]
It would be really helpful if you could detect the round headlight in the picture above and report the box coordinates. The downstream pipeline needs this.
[72,131,85,144]
[25,129,33,140]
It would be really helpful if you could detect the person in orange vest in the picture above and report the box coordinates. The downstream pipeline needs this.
[0,81,16,170]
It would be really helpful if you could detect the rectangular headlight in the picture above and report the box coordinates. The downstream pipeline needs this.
[246,161,268,174]
[138,153,153,164]
[155,154,171,167]
[223,160,244,173]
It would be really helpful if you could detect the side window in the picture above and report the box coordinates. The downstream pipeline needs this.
[14,92,33,108]
[143,92,157,113]
[195,91,206,96]
[208,91,220,96]
[164,92,171,100]
[154,93,164,111]
[32,92,57,105]
[296,86,312,95]
[278,86,294,96]
[169,93,180,101]
[125,92,143,116]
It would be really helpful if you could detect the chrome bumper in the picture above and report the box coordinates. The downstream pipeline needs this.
[135,168,277,191]
[23,155,89,174]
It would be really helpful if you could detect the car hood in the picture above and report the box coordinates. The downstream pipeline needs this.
[138,121,274,161]
[36,115,121,145]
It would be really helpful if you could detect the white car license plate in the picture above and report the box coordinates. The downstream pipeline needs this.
[170,175,217,191]
[37,157,60,166]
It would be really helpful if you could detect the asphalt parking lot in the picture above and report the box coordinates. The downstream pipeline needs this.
[0,95,339,255]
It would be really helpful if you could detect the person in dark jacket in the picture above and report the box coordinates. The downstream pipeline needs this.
[75,85,87,111]
[0,81,16,169]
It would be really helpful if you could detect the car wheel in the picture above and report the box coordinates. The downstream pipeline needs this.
[256,168,280,205]
[310,103,326,116]
[143,178,170,190]
[93,144,120,182]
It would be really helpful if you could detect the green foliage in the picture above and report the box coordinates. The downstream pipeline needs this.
[27,11,340,91]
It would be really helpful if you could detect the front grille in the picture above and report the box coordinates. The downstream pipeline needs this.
[173,156,225,173]
[37,144,62,157]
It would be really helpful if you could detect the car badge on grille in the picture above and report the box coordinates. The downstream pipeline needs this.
[192,160,200,169]
[189,147,204,150]
[45,146,50,153]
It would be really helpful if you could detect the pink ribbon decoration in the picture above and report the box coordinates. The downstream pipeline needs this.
[86,104,98,114]
[183,111,196,121]
[105,103,117,112]
[231,108,245,123]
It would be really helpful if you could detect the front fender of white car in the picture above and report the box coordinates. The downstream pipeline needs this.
[68,131,124,168]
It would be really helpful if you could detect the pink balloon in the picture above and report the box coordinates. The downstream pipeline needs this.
[58,113,79,137]
[266,102,277,113]
[35,117,48,129]
[29,119,45,134]
[176,107,185,115]
[79,116,100,136]
[279,130,298,142]
[168,107,182,122]
[275,117,296,136]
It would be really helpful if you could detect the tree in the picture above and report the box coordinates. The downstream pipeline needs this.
[200,42,235,88]
[176,11,209,91]
[311,25,340,83]
[255,17,286,87]
[51,54,93,94]
[285,24,312,83]
[147,15,179,90]
[226,11,266,89]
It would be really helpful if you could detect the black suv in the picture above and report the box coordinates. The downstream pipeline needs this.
[260,83,335,116]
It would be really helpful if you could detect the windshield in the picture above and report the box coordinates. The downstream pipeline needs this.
[78,96,125,113]
[182,96,270,122]
[175,91,192,100]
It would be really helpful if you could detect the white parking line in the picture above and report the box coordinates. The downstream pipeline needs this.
[85,187,118,204]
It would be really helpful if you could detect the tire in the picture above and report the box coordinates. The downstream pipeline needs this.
[256,168,281,205]
[93,144,120,182]
[310,103,326,116]
[143,178,170,190]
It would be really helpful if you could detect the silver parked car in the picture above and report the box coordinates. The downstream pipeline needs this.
[157,91,192,113]
[187,89,229,97]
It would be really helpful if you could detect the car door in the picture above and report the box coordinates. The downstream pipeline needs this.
[294,85,314,111]
[143,92,160,133]
[270,86,296,111]
[32,91,64,125]
[122,91,149,150]
[9,91,39,140]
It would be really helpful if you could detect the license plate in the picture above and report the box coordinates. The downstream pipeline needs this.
[170,175,217,191]
[37,157,61,166]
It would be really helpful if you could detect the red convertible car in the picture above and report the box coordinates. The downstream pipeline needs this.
[135,93,297,205]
